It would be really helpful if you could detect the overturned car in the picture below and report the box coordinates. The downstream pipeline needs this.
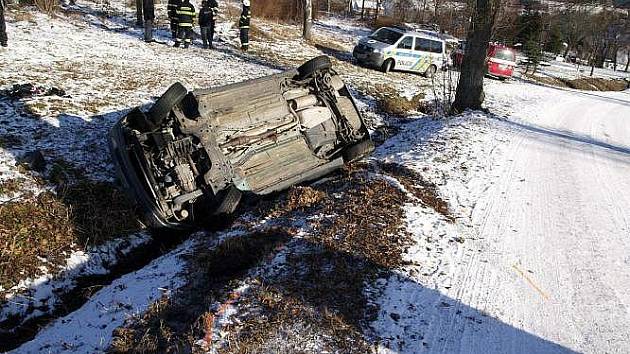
[109,56,374,229]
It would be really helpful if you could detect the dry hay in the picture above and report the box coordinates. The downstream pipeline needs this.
[363,83,426,116]
[528,74,629,92]
[0,161,139,297]
[378,162,454,222]
[109,230,291,353]
[108,163,452,353]
[0,193,75,293]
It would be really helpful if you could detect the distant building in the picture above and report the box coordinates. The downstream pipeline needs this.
[352,0,384,14]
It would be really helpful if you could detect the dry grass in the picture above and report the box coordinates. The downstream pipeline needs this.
[0,178,27,196]
[108,162,452,352]
[0,193,75,292]
[378,162,454,222]
[528,75,629,92]
[363,83,426,116]
[251,0,300,22]
[0,160,140,296]
[109,230,291,353]
[9,10,38,24]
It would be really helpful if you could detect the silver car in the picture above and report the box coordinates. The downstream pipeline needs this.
[109,56,374,230]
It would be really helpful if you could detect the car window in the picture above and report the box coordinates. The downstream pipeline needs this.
[369,28,403,45]
[430,40,443,54]
[494,49,515,61]
[398,36,413,50]
[414,38,431,52]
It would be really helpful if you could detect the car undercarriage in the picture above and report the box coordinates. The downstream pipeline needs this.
[110,56,374,229]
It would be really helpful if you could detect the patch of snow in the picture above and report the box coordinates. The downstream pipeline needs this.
[1,232,152,326]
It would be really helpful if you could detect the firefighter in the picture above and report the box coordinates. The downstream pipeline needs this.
[167,0,181,40]
[0,0,7,47]
[239,0,250,52]
[143,0,155,42]
[198,0,218,49]
[175,0,195,48]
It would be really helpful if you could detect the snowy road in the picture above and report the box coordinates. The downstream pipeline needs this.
[457,87,630,353]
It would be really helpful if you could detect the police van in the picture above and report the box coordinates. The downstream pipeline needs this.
[353,26,447,78]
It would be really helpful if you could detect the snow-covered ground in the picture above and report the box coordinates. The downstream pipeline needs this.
[2,1,630,353]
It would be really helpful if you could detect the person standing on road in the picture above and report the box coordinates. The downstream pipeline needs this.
[199,0,218,49]
[167,0,181,40]
[143,0,155,42]
[0,0,8,47]
[239,0,250,52]
[175,0,195,48]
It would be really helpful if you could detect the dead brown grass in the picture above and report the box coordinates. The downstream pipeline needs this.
[0,178,26,196]
[378,162,454,222]
[0,192,75,292]
[109,230,291,353]
[528,75,629,92]
[251,0,300,22]
[0,161,140,296]
[109,163,452,352]
[364,83,426,116]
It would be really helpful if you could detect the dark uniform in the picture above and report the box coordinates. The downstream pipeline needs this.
[167,0,181,40]
[175,0,195,48]
[198,0,218,49]
[143,0,155,42]
[239,4,250,52]
[0,0,8,47]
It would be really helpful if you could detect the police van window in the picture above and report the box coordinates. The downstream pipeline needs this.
[414,38,431,52]
[397,36,413,50]
[430,40,443,53]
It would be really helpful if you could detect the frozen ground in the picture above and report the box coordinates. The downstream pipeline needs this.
[2,1,630,353]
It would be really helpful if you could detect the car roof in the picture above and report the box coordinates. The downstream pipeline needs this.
[380,26,445,42]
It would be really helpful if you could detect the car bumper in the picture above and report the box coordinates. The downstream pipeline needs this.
[353,47,385,67]
[109,118,191,231]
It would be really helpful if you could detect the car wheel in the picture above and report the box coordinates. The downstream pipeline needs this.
[147,82,188,125]
[126,107,155,132]
[424,65,437,78]
[343,139,375,163]
[213,186,243,215]
[381,59,394,73]
[296,56,332,80]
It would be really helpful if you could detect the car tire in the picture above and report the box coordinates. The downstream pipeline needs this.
[381,59,394,73]
[147,82,188,125]
[127,107,155,132]
[296,56,332,80]
[343,139,375,163]
[213,186,242,215]
[424,65,437,78]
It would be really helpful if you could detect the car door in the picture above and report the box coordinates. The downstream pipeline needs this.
[411,37,432,73]
[429,39,445,68]
[393,36,416,70]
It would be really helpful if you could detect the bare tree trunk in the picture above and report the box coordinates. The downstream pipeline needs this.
[375,0,380,20]
[452,0,496,112]
[303,0,313,40]
[625,51,630,72]
[135,0,143,26]
[361,0,365,19]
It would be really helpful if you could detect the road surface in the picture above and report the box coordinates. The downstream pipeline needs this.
[455,87,630,353]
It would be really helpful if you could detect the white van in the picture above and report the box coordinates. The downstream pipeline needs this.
[353,27,447,78]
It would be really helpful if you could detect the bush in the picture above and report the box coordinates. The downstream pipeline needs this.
[251,0,301,22]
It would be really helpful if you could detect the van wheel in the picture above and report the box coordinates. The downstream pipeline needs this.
[424,65,437,78]
[296,56,332,80]
[381,59,394,73]
[148,82,188,125]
